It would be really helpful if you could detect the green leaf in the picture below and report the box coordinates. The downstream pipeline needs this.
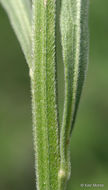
[59,0,89,188]
[0,0,89,189]
[31,0,60,190]
[55,0,64,128]
[0,0,32,66]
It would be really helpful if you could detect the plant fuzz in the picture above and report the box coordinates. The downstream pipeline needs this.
[0,0,89,190]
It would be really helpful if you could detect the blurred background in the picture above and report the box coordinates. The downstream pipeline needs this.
[0,0,108,190]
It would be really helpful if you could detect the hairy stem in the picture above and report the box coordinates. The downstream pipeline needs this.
[31,0,60,189]
[0,0,89,189]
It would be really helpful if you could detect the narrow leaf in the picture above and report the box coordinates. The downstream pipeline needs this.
[0,0,32,66]
[59,0,89,188]
[31,0,60,190]
[55,0,64,128]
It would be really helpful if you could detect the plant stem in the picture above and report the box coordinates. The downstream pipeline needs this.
[31,0,60,190]
[0,0,89,189]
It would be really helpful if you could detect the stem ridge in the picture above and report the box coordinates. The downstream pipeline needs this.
[32,0,60,189]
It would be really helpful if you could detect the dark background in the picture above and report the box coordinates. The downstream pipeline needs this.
[0,0,108,189]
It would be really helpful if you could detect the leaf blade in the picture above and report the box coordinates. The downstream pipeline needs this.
[59,0,89,188]
[0,0,32,66]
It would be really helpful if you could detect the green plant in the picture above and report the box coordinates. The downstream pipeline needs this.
[0,0,89,190]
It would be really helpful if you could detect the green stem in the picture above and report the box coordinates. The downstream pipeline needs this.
[0,0,89,189]
[31,0,60,190]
